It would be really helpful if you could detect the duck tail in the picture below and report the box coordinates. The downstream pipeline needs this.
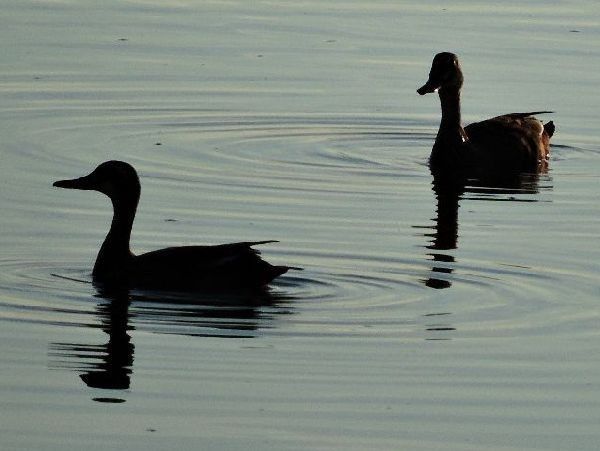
[248,241,303,270]
[248,240,279,246]
[273,266,291,277]
[258,265,286,286]
[504,111,554,119]
[285,266,303,271]
[543,120,556,138]
[524,110,554,116]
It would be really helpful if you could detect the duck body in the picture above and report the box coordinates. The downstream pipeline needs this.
[418,52,555,176]
[93,240,288,290]
[117,241,288,289]
[54,161,294,291]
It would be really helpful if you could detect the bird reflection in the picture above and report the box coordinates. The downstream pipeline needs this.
[80,288,133,390]
[49,284,292,397]
[423,175,462,289]
[419,171,546,289]
[50,286,133,392]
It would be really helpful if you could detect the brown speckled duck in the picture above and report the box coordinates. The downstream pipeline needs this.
[53,161,296,290]
[417,52,555,175]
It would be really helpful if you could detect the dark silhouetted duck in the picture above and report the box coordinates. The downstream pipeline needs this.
[417,52,555,175]
[53,161,297,290]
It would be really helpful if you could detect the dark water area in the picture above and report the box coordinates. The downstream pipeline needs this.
[1,1,599,450]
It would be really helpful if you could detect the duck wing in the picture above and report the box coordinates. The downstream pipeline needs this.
[131,241,290,289]
[464,112,553,170]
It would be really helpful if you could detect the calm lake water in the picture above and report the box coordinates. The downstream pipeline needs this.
[1,1,599,449]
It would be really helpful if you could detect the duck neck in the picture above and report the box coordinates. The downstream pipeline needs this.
[438,86,463,139]
[430,86,468,169]
[93,196,138,277]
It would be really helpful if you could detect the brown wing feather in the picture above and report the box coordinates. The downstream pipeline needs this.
[464,112,553,170]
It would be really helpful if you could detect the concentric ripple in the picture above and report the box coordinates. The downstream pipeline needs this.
[2,105,597,347]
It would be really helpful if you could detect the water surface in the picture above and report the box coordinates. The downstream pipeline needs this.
[1,1,600,450]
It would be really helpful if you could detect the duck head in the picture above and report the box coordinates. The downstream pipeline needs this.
[417,52,464,95]
[53,160,141,205]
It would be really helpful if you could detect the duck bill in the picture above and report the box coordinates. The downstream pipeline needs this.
[53,174,95,190]
[417,79,441,95]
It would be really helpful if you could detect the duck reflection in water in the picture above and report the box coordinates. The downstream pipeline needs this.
[420,173,545,289]
[421,176,461,289]
[49,284,294,397]
[50,286,134,392]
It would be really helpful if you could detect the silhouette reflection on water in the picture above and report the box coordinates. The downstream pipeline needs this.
[50,287,134,395]
[418,170,547,289]
[49,284,293,400]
